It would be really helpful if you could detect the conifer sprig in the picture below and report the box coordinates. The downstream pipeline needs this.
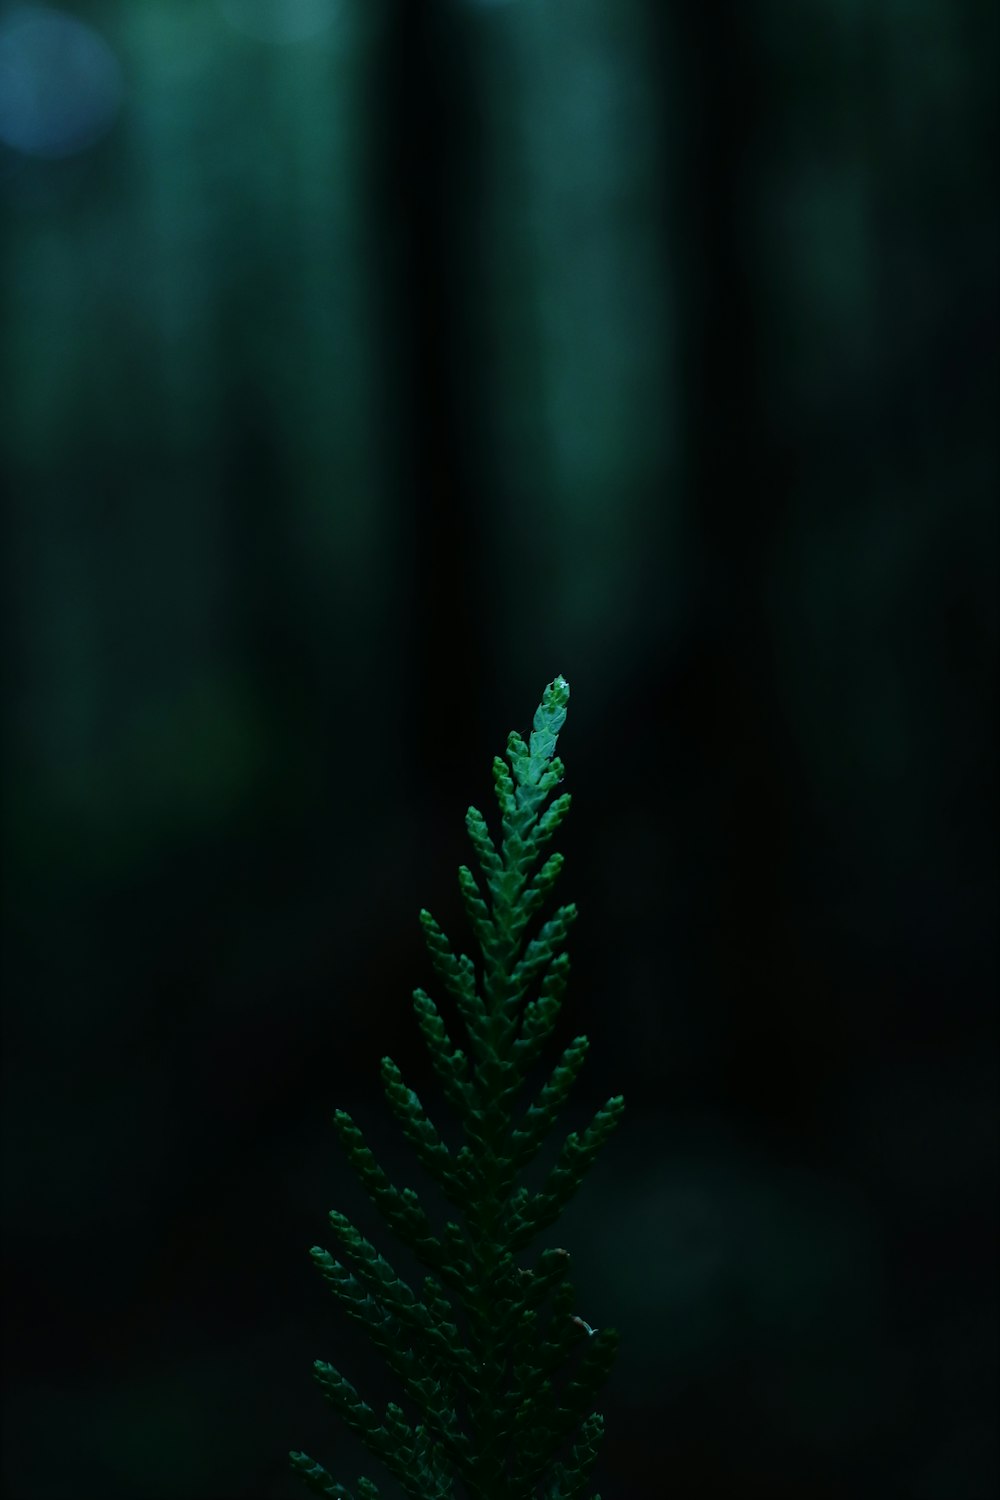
[292,676,623,1499]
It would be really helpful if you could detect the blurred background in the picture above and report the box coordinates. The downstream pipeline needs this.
[1,1,997,1496]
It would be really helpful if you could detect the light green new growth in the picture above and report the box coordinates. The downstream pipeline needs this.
[290,676,624,1500]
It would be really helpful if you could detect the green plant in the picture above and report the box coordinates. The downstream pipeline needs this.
[290,675,625,1500]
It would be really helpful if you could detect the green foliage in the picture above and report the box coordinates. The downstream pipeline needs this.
[291,677,624,1500]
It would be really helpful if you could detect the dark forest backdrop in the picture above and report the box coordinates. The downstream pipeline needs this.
[1,1,997,1497]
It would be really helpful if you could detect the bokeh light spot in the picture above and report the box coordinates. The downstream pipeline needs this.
[0,5,123,160]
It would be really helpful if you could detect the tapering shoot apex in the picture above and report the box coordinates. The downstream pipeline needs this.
[540,675,569,721]
[506,676,572,799]
[531,676,569,754]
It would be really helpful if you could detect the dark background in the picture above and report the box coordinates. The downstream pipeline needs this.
[1,1,997,1496]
